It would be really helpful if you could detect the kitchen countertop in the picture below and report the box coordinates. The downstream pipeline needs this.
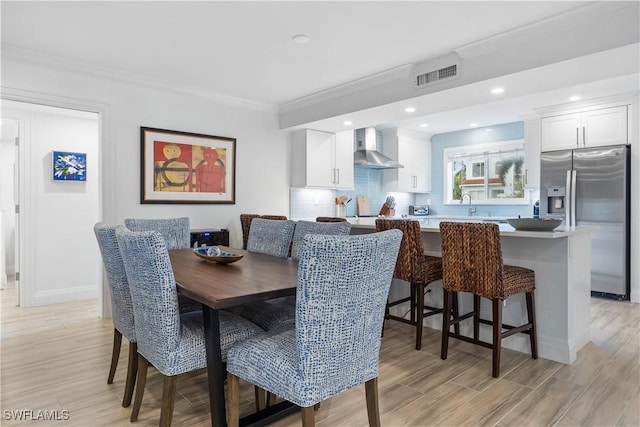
[345,216,592,238]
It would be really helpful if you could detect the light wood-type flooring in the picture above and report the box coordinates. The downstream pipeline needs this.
[1,279,638,426]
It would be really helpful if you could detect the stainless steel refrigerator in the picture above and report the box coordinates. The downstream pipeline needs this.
[540,145,630,300]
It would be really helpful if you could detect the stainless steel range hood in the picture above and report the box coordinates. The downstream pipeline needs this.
[354,127,404,169]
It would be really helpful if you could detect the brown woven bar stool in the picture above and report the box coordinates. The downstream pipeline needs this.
[375,219,449,350]
[316,216,347,222]
[439,221,538,378]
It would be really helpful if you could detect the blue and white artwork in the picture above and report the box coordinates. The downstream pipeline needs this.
[53,151,87,181]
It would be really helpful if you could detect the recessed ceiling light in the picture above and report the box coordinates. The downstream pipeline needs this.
[343,120,352,126]
[491,87,505,94]
[569,95,581,101]
[292,34,311,44]
[420,123,428,128]
[470,123,478,128]
[404,107,416,113]
[485,128,493,132]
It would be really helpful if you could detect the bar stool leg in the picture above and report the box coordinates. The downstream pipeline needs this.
[492,299,503,378]
[526,292,538,359]
[452,292,460,335]
[473,295,481,340]
[441,290,452,360]
[415,283,425,350]
[410,284,417,323]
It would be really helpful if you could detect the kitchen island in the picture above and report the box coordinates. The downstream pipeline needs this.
[348,217,592,365]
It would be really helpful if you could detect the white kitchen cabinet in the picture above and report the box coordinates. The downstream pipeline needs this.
[290,129,354,189]
[381,128,431,193]
[541,105,628,151]
[523,117,541,189]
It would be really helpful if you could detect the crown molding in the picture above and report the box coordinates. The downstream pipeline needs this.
[2,44,277,113]
[534,91,639,117]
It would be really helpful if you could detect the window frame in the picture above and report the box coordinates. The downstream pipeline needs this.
[443,139,529,205]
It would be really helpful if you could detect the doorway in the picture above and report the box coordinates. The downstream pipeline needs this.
[1,100,102,308]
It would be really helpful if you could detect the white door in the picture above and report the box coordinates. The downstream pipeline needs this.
[0,116,20,304]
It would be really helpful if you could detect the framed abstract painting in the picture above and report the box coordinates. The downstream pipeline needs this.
[52,151,87,181]
[140,127,236,204]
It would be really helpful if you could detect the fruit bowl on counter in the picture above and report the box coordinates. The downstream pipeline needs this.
[506,217,562,231]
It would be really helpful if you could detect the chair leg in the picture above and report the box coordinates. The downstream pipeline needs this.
[492,299,503,378]
[473,295,481,341]
[122,342,138,407]
[159,375,177,427]
[415,283,425,350]
[410,284,416,323]
[441,290,452,360]
[301,406,315,427]
[254,387,266,411]
[227,373,240,427]
[526,291,538,359]
[365,378,381,427]
[130,354,148,422]
[452,292,460,335]
[108,329,122,384]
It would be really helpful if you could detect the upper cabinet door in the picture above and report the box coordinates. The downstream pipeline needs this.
[290,129,354,190]
[333,130,354,189]
[541,113,581,151]
[582,106,628,148]
[541,105,628,152]
[382,129,431,193]
[305,129,335,188]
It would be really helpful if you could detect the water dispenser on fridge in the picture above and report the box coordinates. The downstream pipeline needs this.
[546,186,566,218]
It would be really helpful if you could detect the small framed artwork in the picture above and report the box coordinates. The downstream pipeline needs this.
[52,151,87,181]
[140,127,236,204]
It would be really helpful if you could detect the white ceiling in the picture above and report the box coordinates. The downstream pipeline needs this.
[2,1,639,134]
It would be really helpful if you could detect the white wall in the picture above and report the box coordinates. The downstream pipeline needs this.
[1,54,290,310]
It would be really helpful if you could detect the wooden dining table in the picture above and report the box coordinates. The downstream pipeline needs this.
[169,247,299,427]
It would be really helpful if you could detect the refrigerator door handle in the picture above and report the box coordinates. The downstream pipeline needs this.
[570,170,577,227]
[566,170,573,226]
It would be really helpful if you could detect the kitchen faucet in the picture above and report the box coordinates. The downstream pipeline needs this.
[460,192,476,216]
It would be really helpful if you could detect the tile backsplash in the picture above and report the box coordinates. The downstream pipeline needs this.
[290,167,415,219]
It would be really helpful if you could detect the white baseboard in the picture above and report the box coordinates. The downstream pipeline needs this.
[31,285,98,307]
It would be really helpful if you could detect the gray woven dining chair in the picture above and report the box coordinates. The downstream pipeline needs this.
[115,227,264,427]
[93,223,137,408]
[246,218,296,257]
[94,222,210,409]
[229,219,352,333]
[290,220,352,260]
[124,216,200,312]
[226,218,297,334]
[226,230,402,427]
[124,217,190,250]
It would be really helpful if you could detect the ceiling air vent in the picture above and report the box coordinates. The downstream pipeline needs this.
[415,64,457,87]
[412,52,461,90]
